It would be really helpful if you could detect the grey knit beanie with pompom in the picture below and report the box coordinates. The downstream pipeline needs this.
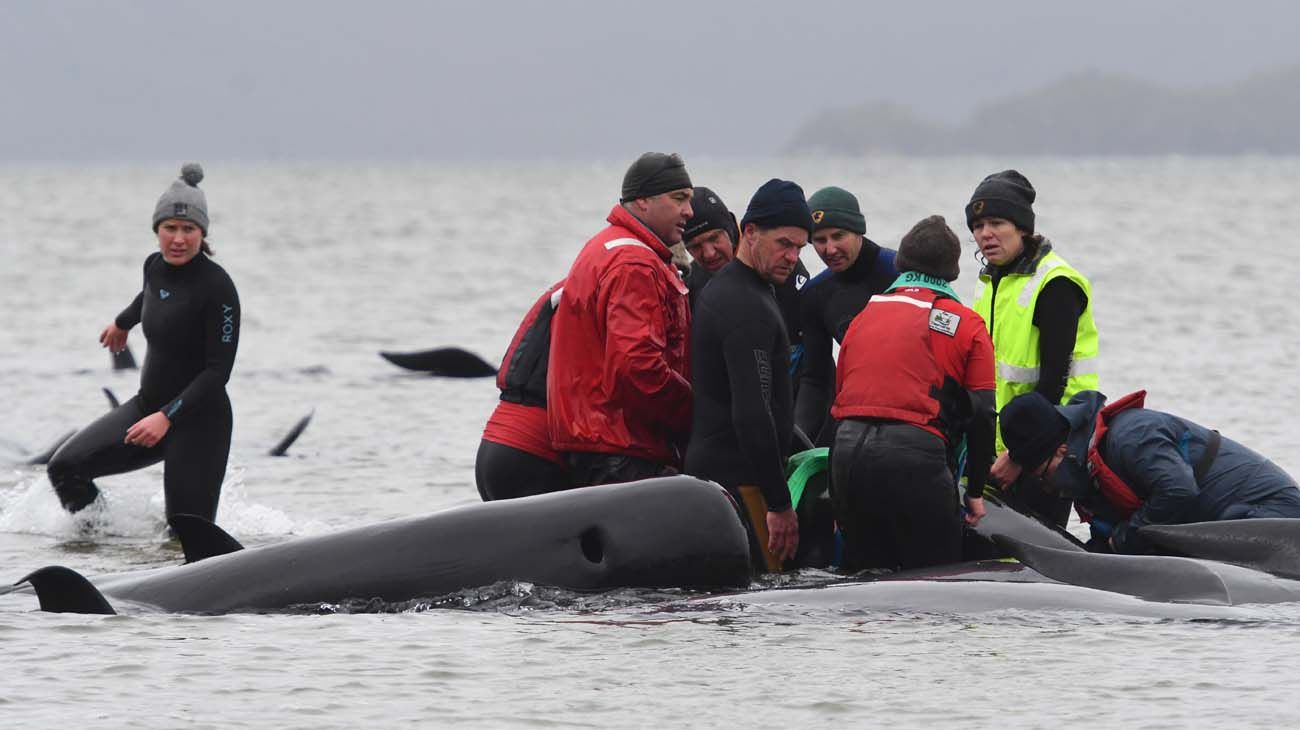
[152,163,209,233]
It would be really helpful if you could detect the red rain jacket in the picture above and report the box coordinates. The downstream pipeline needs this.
[548,205,691,465]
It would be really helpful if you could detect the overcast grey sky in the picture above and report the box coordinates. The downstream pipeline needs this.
[2,0,1297,161]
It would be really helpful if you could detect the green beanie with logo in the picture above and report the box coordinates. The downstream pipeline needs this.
[806,186,866,234]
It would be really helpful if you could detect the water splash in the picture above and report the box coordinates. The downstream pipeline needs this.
[0,464,324,543]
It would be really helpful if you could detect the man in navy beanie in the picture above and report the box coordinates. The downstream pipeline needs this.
[685,179,813,571]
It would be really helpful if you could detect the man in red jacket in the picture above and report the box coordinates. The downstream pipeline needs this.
[548,152,695,486]
[830,215,997,571]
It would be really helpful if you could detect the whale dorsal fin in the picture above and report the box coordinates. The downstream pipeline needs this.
[169,513,245,564]
[19,566,116,614]
[268,409,315,457]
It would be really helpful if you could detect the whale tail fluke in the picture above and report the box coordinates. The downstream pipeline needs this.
[379,347,497,377]
[169,513,245,564]
[19,566,116,614]
[268,409,315,457]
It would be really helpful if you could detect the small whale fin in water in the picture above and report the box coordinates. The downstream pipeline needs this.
[169,513,246,564]
[19,566,116,614]
[268,409,315,457]
[1139,519,1300,580]
[26,430,75,466]
[111,346,137,371]
[102,387,120,410]
[379,347,497,377]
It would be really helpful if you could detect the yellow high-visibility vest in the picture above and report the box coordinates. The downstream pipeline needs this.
[972,246,1099,452]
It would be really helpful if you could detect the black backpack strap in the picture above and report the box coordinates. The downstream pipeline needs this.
[1194,430,1221,482]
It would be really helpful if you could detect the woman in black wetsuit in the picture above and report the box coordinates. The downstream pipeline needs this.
[47,163,241,524]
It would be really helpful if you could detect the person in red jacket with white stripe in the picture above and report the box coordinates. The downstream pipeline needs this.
[830,215,997,571]
[547,152,694,486]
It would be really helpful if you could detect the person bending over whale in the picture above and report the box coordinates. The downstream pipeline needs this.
[1000,389,1300,554]
[48,164,240,524]
[684,179,814,569]
[548,152,693,486]
[476,281,568,500]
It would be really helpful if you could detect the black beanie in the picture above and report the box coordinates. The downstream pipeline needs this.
[740,179,814,238]
[965,169,1036,234]
[621,152,693,202]
[683,187,738,244]
[1000,392,1069,469]
[895,215,961,281]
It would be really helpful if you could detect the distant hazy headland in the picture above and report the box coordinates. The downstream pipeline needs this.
[786,64,1300,155]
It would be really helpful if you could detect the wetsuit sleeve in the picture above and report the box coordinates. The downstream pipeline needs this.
[1032,277,1085,403]
[718,317,791,511]
[161,271,240,424]
[115,293,144,330]
[114,256,152,330]
[601,264,692,437]
[964,389,997,499]
[794,287,832,440]
[1104,425,1199,554]
[962,323,997,498]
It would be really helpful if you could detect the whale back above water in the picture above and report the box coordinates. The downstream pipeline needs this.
[11,476,753,614]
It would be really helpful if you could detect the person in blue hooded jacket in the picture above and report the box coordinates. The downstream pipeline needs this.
[999,389,1300,554]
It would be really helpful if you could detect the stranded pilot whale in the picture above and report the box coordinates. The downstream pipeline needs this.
[9,476,752,614]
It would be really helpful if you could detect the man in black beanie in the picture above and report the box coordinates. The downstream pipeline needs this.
[1000,390,1300,554]
[548,152,695,486]
[685,178,814,571]
[681,186,811,390]
[828,215,996,571]
[795,185,898,445]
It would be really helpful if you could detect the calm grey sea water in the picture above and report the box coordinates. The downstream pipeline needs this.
[2,158,1300,728]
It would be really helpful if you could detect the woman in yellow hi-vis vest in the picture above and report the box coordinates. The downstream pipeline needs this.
[967,170,1099,526]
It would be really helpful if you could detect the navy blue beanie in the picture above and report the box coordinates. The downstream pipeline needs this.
[1000,392,1069,469]
[740,179,814,238]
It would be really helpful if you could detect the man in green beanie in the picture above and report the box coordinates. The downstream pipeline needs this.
[794,186,898,444]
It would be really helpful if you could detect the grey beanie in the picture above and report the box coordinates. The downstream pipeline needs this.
[895,215,962,281]
[152,163,209,233]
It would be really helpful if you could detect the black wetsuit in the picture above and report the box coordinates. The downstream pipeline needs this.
[684,259,794,512]
[48,252,240,522]
[794,240,897,443]
[688,258,810,391]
